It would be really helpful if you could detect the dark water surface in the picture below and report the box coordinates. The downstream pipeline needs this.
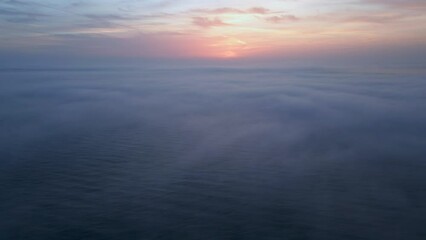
[0,68,425,240]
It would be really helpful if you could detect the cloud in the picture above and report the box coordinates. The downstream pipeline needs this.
[247,7,271,14]
[366,0,426,10]
[265,15,299,23]
[0,7,48,23]
[192,7,271,15]
[83,14,137,21]
[342,14,406,24]
[192,17,231,28]
[0,0,425,64]
[2,0,31,6]
[194,7,245,14]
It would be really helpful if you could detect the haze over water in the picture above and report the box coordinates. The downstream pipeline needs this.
[1,67,425,239]
[1,0,426,239]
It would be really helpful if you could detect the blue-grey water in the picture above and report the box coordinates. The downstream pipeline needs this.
[0,67,425,240]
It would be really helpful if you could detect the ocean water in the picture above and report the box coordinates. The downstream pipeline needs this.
[0,67,425,240]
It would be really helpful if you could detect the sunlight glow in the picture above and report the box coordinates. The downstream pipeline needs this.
[0,0,425,60]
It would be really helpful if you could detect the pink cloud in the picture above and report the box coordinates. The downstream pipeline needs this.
[342,14,405,24]
[248,7,271,14]
[367,0,426,9]
[192,7,271,15]
[265,15,299,23]
[192,17,230,28]
[203,8,245,14]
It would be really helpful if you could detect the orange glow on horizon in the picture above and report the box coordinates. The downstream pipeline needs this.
[203,36,250,59]
[1,0,425,61]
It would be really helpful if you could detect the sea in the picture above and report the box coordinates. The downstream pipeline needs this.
[0,67,425,239]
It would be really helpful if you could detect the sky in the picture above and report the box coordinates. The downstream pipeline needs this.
[0,0,425,66]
